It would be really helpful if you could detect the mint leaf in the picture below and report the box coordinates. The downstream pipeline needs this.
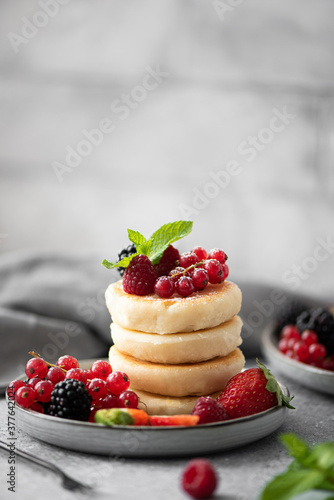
[127,229,147,247]
[102,255,138,269]
[256,359,295,409]
[147,220,193,265]
[280,433,310,461]
[259,469,326,500]
[102,220,193,270]
[258,434,334,500]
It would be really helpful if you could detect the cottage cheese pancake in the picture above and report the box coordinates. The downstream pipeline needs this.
[109,345,245,397]
[135,389,221,415]
[111,315,243,364]
[105,280,242,334]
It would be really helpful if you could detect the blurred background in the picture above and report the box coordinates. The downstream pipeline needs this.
[1,0,334,301]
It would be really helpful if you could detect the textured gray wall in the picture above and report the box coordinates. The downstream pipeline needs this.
[1,0,333,299]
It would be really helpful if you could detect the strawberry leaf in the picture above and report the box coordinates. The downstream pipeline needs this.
[256,359,295,409]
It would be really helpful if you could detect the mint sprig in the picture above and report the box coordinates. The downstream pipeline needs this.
[256,359,295,409]
[258,433,334,500]
[102,220,193,270]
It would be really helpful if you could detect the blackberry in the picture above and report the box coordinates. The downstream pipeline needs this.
[296,307,334,354]
[274,299,308,335]
[116,243,136,276]
[47,379,91,421]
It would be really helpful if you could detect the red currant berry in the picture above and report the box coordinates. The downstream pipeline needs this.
[204,259,223,284]
[181,458,218,500]
[278,338,289,354]
[221,263,229,280]
[15,386,36,408]
[46,367,65,385]
[169,267,188,284]
[176,276,195,297]
[280,325,300,341]
[301,329,318,346]
[286,338,299,351]
[100,394,119,409]
[25,358,49,379]
[30,402,44,414]
[6,380,26,400]
[106,371,130,395]
[293,341,309,362]
[35,380,54,403]
[179,252,200,269]
[27,377,43,389]
[90,360,112,380]
[191,268,209,291]
[309,343,327,363]
[65,368,89,385]
[56,355,79,371]
[207,248,227,264]
[192,246,207,260]
[87,378,108,400]
[154,276,175,298]
[118,390,139,409]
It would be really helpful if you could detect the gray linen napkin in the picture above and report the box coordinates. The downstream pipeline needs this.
[0,250,119,389]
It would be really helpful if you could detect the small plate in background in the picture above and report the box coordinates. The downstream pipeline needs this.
[261,322,334,396]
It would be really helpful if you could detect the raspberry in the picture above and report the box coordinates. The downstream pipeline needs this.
[191,396,229,424]
[207,248,227,264]
[181,459,218,499]
[154,245,180,276]
[179,252,200,269]
[123,255,157,296]
[154,276,175,298]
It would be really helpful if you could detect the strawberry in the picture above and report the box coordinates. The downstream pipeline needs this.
[148,414,199,427]
[217,359,294,419]
[94,408,149,426]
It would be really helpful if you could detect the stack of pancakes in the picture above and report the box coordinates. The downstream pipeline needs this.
[105,280,244,415]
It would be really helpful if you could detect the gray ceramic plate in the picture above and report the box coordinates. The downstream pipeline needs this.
[261,323,334,396]
[12,360,290,457]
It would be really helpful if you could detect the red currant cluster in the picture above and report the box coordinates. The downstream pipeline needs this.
[6,353,140,422]
[278,325,334,371]
[154,246,229,298]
